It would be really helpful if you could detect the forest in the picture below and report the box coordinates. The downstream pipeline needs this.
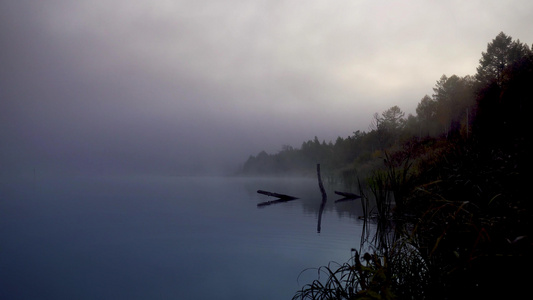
[242,32,529,183]
[241,32,532,299]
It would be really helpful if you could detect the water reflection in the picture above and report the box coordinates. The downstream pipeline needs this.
[254,175,361,234]
[1,175,367,300]
[317,200,326,233]
[334,191,362,203]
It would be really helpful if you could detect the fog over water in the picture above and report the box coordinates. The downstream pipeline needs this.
[0,175,365,299]
[1,0,532,176]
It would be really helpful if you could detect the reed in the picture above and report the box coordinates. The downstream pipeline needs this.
[294,174,430,300]
[294,138,530,299]
[293,250,396,300]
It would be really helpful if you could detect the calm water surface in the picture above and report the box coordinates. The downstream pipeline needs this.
[1,174,366,299]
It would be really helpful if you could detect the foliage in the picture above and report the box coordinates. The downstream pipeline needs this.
[432,74,475,136]
[240,32,530,181]
[293,251,397,300]
[415,95,437,137]
[295,135,530,299]
[289,32,531,299]
[475,32,531,86]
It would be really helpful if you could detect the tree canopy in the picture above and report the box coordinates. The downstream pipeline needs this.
[475,32,531,85]
[240,32,531,178]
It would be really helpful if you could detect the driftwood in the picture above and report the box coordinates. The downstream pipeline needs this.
[257,190,298,207]
[257,190,298,200]
[317,164,327,233]
[334,191,362,203]
[317,164,327,201]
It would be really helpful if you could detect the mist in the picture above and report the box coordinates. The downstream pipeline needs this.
[2,0,532,177]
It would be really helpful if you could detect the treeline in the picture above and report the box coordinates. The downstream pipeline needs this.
[241,32,531,181]
[289,32,532,299]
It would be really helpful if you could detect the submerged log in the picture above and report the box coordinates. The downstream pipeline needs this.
[257,190,298,200]
[256,190,298,207]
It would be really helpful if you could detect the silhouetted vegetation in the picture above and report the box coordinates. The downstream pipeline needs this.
[241,32,532,299]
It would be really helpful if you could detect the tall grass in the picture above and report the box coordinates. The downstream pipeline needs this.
[294,138,531,299]
[294,152,430,299]
[293,204,430,299]
[293,250,396,300]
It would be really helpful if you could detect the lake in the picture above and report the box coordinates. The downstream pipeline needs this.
[1,174,367,299]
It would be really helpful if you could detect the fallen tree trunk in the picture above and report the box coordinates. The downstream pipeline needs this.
[256,190,298,207]
[257,190,298,200]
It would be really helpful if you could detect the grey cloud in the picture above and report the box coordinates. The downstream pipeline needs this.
[2,0,532,177]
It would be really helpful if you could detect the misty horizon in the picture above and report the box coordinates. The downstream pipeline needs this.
[2,1,532,177]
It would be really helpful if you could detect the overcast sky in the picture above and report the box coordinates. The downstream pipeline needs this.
[1,0,532,176]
